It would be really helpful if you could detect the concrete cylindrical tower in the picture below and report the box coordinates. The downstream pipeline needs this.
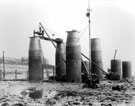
[122,61,132,79]
[66,30,81,82]
[28,37,44,82]
[111,59,122,78]
[91,38,103,79]
[55,38,66,77]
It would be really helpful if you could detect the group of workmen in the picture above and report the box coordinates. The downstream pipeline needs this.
[84,73,100,89]
[34,26,44,37]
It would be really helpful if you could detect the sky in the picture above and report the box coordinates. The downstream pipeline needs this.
[0,0,134,74]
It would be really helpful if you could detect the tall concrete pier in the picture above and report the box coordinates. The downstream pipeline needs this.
[111,59,122,78]
[91,38,103,79]
[28,36,44,82]
[66,30,82,82]
[122,61,132,79]
[55,38,66,77]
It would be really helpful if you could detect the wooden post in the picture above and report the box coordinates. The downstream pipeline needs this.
[42,65,44,81]
[0,70,2,80]
[53,66,55,81]
[2,51,5,79]
[27,70,29,81]
[15,70,17,80]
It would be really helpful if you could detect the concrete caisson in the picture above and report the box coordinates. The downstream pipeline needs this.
[122,61,132,79]
[28,36,44,82]
[111,59,122,78]
[91,38,103,79]
[66,30,82,82]
[55,38,66,77]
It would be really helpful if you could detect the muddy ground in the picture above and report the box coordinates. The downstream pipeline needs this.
[0,79,135,106]
[0,64,135,106]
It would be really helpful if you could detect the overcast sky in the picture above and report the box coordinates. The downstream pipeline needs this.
[0,0,134,74]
